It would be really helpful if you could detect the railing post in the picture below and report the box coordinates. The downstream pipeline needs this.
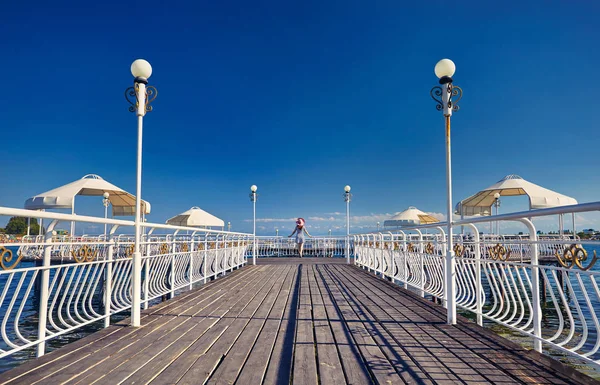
[189,236,195,290]
[378,233,384,277]
[471,225,483,326]
[203,235,208,284]
[436,227,447,308]
[36,219,58,357]
[417,230,424,297]
[521,218,542,353]
[104,228,116,328]
[400,232,407,289]
[143,235,150,309]
[170,235,176,299]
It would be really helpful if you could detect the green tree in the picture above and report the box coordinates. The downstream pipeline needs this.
[4,217,43,235]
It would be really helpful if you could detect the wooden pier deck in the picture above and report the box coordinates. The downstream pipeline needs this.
[0,258,596,385]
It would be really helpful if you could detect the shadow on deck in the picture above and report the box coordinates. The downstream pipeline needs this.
[0,258,596,385]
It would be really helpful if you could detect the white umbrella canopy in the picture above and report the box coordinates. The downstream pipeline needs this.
[24,174,151,216]
[455,174,577,216]
[166,206,225,228]
[384,207,440,227]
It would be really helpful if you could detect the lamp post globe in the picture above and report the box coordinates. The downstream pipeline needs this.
[251,185,258,193]
[344,185,351,193]
[131,59,153,80]
[434,59,456,79]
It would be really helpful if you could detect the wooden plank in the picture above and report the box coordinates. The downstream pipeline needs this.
[262,265,301,384]
[65,266,275,385]
[292,265,318,385]
[312,264,373,385]
[0,265,262,385]
[148,268,289,384]
[323,265,460,384]
[316,265,404,385]
[307,265,346,385]
[173,266,291,385]
[332,265,580,384]
[234,265,298,385]
[26,266,266,385]
[204,266,295,384]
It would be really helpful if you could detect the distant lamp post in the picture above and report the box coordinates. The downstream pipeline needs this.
[328,229,332,237]
[276,228,279,236]
[250,185,258,265]
[102,192,110,237]
[431,58,462,325]
[227,221,231,232]
[377,222,380,232]
[125,58,157,327]
[344,185,352,263]
[493,192,501,235]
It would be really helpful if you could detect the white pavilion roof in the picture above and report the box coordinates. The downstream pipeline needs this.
[455,175,577,216]
[24,174,151,216]
[166,206,225,228]
[383,206,440,227]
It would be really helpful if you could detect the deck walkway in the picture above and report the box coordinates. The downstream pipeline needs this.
[0,258,596,385]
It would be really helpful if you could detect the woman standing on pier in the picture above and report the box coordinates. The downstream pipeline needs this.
[288,218,312,257]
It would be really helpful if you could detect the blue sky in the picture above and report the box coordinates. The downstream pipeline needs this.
[0,0,598,235]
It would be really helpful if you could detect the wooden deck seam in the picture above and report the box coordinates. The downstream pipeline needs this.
[340,264,593,384]
[320,265,438,384]
[0,265,262,385]
[234,265,299,385]
[319,264,414,384]
[205,265,296,385]
[90,266,279,385]
[47,266,272,385]
[0,265,259,385]
[149,265,288,385]
[326,265,486,384]
[174,265,292,384]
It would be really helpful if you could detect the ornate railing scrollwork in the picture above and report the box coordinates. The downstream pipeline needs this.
[556,244,598,271]
[453,244,467,257]
[425,243,434,254]
[488,244,511,261]
[407,243,415,253]
[71,245,99,263]
[0,246,24,270]
[160,243,169,255]
[181,243,189,253]
[126,244,134,258]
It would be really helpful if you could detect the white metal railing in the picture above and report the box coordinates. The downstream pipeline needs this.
[0,207,251,361]
[353,202,600,367]
[252,236,348,258]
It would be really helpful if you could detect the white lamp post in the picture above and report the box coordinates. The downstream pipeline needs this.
[377,222,380,232]
[102,192,110,237]
[431,58,462,325]
[493,192,501,235]
[227,221,231,232]
[344,185,352,264]
[125,58,157,327]
[250,185,258,265]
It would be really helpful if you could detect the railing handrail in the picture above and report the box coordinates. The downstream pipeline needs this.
[350,201,600,234]
[0,206,251,236]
